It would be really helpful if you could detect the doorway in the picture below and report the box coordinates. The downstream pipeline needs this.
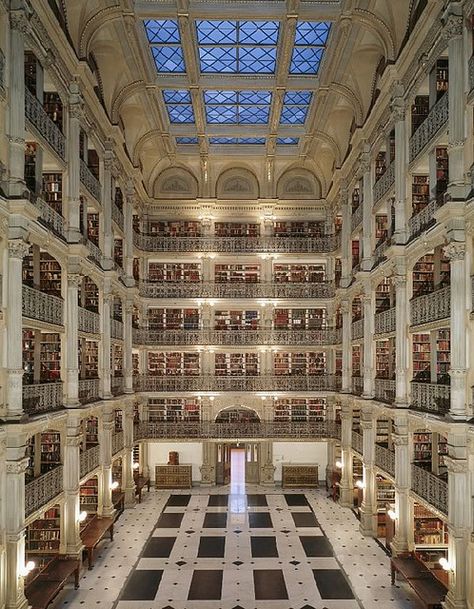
[216,442,260,485]
[230,448,245,493]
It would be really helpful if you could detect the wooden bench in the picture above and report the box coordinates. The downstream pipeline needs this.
[391,554,447,609]
[80,516,114,569]
[112,490,125,517]
[26,557,80,609]
[134,475,151,503]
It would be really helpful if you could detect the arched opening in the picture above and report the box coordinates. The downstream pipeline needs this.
[215,407,260,424]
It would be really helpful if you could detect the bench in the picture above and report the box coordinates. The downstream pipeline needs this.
[134,475,151,503]
[80,516,114,569]
[391,554,447,609]
[26,557,80,609]
[112,489,125,517]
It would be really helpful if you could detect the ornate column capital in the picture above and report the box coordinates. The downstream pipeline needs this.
[68,82,84,120]
[6,457,29,475]
[442,12,463,40]
[359,152,371,175]
[10,3,32,34]
[8,240,30,259]
[444,456,468,474]
[392,273,407,289]
[392,434,409,447]
[443,241,465,261]
[67,273,83,288]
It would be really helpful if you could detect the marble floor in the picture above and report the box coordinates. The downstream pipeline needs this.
[54,460,417,609]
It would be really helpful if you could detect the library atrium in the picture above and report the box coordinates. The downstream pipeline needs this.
[0,0,473,608]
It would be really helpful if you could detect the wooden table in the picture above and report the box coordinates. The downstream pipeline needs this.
[26,557,80,609]
[391,555,447,609]
[112,490,125,516]
[80,516,114,569]
[134,475,151,503]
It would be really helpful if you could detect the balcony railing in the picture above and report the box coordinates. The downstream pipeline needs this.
[134,328,342,347]
[351,431,363,453]
[80,159,102,203]
[374,378,396,404]
[410,286,450,326]
[134,374,338,393]
[408,199,439,239]
[134,420,342,441]
[351,318,364,340]
[139,281,335,300]
[351,205,363,232]
[375,445,395,478]
[84,238,102,267]
[373,161,395,203]
[0,48,4,91]
[111,318,124,340]
[79,307,100,334]
[111,376,124,396]
[112,204,124,230]
[351,376,364,396]
[411,464,447,515]
[469,55,474,94]
[374,307,396,335]
[78,378,100,405]
[80,445,100,478]
[22,284,63,326]
[31,196,66,239]
[133,233,340,254]
[25,89,65,160]
[409,94,449,163]
[25,466,64,517]
[411,381,450,415]
[112,431,124,454]
[22,382,63,415]
[373,239,390,267]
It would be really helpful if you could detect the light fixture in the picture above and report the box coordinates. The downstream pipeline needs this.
[20,560,36,576]
[78,510,88,523]
[133,462,140,470]
[355,480,365,489]
[335,460,342,469]
[111,481,119,490]
[387,509,397,521]
[439,557,451,571]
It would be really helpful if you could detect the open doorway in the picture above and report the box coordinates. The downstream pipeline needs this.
[216,442,260,485]
[230,448,245,493]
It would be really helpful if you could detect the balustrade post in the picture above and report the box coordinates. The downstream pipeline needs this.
[361,151,374,271]
[339,404,353,508]
[123,301,133,394]
[65,83,82,243]
[65,272,82,407]
[341,300,352,392]
[392,86,408,244]
[391,415,411,554]
[200,441,216,486]
[97,409,114,517]
[362,287,375,399]
[359,407,377,537]
[259,440,275,486]
[100,289,112,399]
[122,406,136,508]
[62,414,82,555]
[101,144,114,269]
[340,186,352,287]
[393,266,410,407]
[6,240,30,419]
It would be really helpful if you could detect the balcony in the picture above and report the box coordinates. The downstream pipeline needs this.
[134,420,342,442]
[139,281,335,300]
[80,159,102,203]
[134,328,342,347]
[409,94,448,163]
[134,374,338,393]
[112,204,124,231]
[374,378,396,404]
[373,239,389,267]
[351,376,364,395]
[351,430,363,453]
[112,431,124,455]
[0,48,4,91]
[84,238,102,267]
[410,286,450,326]
[411,464,447,516]
[25,466,64,517]
[78,307,100,334]
[22,382,63,415]
[375,445,395,478]
[31,195,66,239]
[111,318,124,340]
[411,381,450,415]
[351,205,363,232]
[25,89,65,160]
[469,55,474,95]
[111,376,124,396]
[80,444,100,478]
[351,318,364,340]
[133,233,340,254]
[373,161,395,204]
[374,307,396,335]
[408,199,439,239]
[78,378,100,405]
[22,284,63,326]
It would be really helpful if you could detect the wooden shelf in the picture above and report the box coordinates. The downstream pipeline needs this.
[282,464,319,488]
[155,465,192,489]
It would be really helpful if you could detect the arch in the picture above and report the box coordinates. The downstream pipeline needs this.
[153,167,198,199]
[277,168,322,200]
[216,167,259,200]
[111,80,146,125]
[78,6,123,58]
[352,9,397,62]
[313,131,343,169]
[215,406,261,423]
[330,83,364,127]
[132,129,162,167]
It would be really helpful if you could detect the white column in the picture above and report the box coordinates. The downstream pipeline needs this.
[392,88,408,244]
[340,187,352,287]
[62,413,83,555]
[201,256,211,282]
[123,301,133,393]
[339,404,353,508]
[65,272,82,407]
[100,291,112,399]
[97,409,114,517]
[359,407,377,536]
[259,440,275,486]
[393,268,410,407]
[362,288,375,399]
[101,145,114,269]
[123,406,136,508]
[391,414,411,554]
[6,240,30,419]
[361,152,374,271]
[200,442,216,486]
[65,83,82,243]
[341,300,352,392]
[123,184,134,286]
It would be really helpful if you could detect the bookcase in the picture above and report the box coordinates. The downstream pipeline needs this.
[24,51,38,94]
[215,310,259,330]
[335,350,342,376]
[273,264,325,283]
[274,308,326,330]
[148,263,200,282]
[412,254,434,297]
[375,215,388,246]
[23,329,35,384]
[352,187,360,212]
[82,340,99,378]
[87,149,100,180]
[351,240,360,268]
[334,216,342,234]
[273,352,325,376]
[412,333,431,382]
[435,58,449,100]
[215,264,260,283]
[112,344,123,376]
[83,276,99,312]
[334,258,341,287]
[80,477,98,514]
[146,220,201,237]
[412,175,429,215]
[215,222,260,237]
[26,506,61,554]
[132,352,139,376]
[85,417,99,446]
[147,352,200,376]
[376,338,395,379]
[274,398,326,422]
[282,464,319,488]
[148,308,200,330]
[155,465,192,489]
[215,353,259,376]
[352,345,362,376]
[413,431,433,469]
[25,142,37,193]
[40,432,61,473]
[414,502,448,546]
[376,418,392,447]
[375,151,386,180]
[376,476,395,512]
[42,173,63,214]
[273,221,324,236]
[114,186,123,211]
[411,96,429,134]
[25,435,37,482]
[43,92,63,130]
[133,258,140,281]
[435,147,448,199]
[40,333,61,382]
[112,299,122,322]
[436,329,450,383]
[133,215,140,233]
[114,238,123,267]
[375,277,392,312]
[87,213,100,245]
[148,398,200,422]
[114,409,123,432]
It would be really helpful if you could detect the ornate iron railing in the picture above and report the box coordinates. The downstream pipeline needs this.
[411,381,450,415]
[80,159,101,203]
[134,420,342,441]
[469,54,474,94]
[25,89,65,160]
[374,378,396,404]
[373,239,390,267]
[375,444,395,477]
[351,205,363,232]
[375,307,396,335]
[111,376,124,396]
[22,284,63,326]
[84,239,102,267]
[411,464,448,515]
[373,161,395,203]
[410,286,450,326]
[351,431,363,453]
[352,376,364,396]
[22,382,63,415]
[32,196,66,238]
[111,318,124,340]
[25,466,64,517]
[408,199,439,239]
[78,378,100,405]
[112,431,124,454]
[80,445,100,478]
[351,318,364,340]
[133,233,340,254]
[0,48,4,91]
[112,204,124,230]
[139,281,335,299]
[409,94,449,163]
[78,307,100,334]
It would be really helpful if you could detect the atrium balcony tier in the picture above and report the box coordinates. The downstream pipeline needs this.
[408,198,442,239]
[351,205,363,232]
[351,430,363,453]
[374,378,396,404]
[78,307,100,334]
[78,378,100,404]
[373,160,395,204]
[351,318,364,340]
[111,376,125,396]
[410,286,450,326]
[351,376,364,395]
[375,444,395,478]
[469,54,474,95]
[80,158,102,203]
[22,284,64,326]
[80,444,100,479]
[30,194,66,240]
[25,466,63,517]
[409,93,448,164]
[22,381,64,416]
[133,233,341,254]
[411,464,448,516]
[410,381,450,416]
[25,88,65,160]
[374,307,396,335]
[112,203,124,231]
[139,280,335,299]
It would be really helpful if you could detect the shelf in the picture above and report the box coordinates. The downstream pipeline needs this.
[282,464,319,488]
[148,263,200,283]
[155,464,192,489]
[273,264,325,284]
[215,352,259,376]
[148,398,201,422]
[215,309,259,331]
[215,222,260,237]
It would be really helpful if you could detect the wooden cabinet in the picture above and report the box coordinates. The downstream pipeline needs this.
[155,465,192,489]
[281,463,319,488]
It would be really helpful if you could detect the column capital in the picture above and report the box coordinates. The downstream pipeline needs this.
[8,239,30,259]
[359,152,371,175]
[392,273,407,289]
[444,455,468,474]
[68,82,84,120]
[443,241,465,261]
[67,272,83,287]
[441,11,463,39]
[6,457,29,475]
[10,3,33,34]
[392,434,409,447]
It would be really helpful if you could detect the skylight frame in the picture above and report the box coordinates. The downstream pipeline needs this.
[290,21,331,75]
[279,91,313,125]
[204,90,273,125]
[163,90,196,124]
[144,19,186,73]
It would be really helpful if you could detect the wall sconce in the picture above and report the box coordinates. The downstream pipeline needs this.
[387,509,397,521]
[111,481,119,490]
[439,557,452,571]
[20,561,36,576]
[133,462,140,470]
[335,460,342,469]
[78,510,88,523]
[355,480,365,489]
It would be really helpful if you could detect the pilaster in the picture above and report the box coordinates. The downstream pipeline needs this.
[98,409,114,517]
[362,286,375,399]
[65,271,82,407]
[393,262,410,407]
[123,300,134,394]
[391,85,408,244]
[340,186,352,287]
[361,151,374,271]
[259,440,275,486]
[391,414,411,554]
[122,406,136,508]
[359,407,377,537]
[65,82,83,243]
[339,404,353,508]
[100,288,112,399]
[200,441,216,486]
[341,300,352,392]
[62,413,83,555]
[101,143,114,269]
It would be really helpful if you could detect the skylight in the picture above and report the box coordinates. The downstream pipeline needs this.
[290,21,331,74]
[176,137,199,144]
[204,90,272,124]
[144,20,186,73]
[280,91,312,124]
[277,137,299,145]
[210,137,266,145]
[196,20,280,74]
[163,90,195,124]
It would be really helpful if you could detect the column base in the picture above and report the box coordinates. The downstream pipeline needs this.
[339,486,353,508]
[442,591,467,609]
[259,465,275,486]
[359,508,377,537]
[65,400,81,409]
[124,488,136,508]
[64,540,84,557]
[7,593,29,609]
[362,392,375,400]
[200,465,216,486]
[390,536,409,556]
[99,505,116,518]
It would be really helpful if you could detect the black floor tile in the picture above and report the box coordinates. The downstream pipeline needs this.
[166,494,191,507]
[253,569,288,600]
[313,569,355,599]
[208,495,228,507]
[188,569,223,600]
[251,536,278,557]
[249,512,273,528]
[285,493,310,506]
[203,513,227,528]
[198,536,226,558]
[120,569,163,600]
[292,512,318,527]
[299,536,333,557]
[247,494,268,507]
[143,537,176,558]
[156,513,184,528]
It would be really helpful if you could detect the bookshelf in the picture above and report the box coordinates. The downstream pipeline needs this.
[282,464,319,488]
[375,151,386,180]
[40,333,61,382]
[25,435,37,482]
[80,477,98,515]
[215,222,260,237]
[87,213,100,245]
[147,398,201,422]
[85,417,99,446]
[26,506,61,555]
[352,298,362,322]
[376,476,395,512]
[147,352,200,376]
[352,240,360,268]
[114,409,123,432]
[274,308,326,330]
[334,216,342,234]
[83,340,99,378]
[40,432,61,473]
[42,173,63,214]
[376,418,392,448]
[24,51,38,94]
[413,431,433,469]
[40,254,62,297]
[412,254,434,297]
[83,276,99,312]
[132,352,139,376]
[273,264,325,283]
[375,277,392,312]
[376,339,395,379]
[112,344,123,376]
[155,465,192,489]
[375,215,388,246]
[148,263,200,282]
[435,58,449,100]
[23,329,35,384]
[25,142,37,193]
[112,299,122,322]
[414,502,448,546]
[43,92,63,130]
[274,398,326,422]
[412,175,429,215]
[411,96,429,134]
[114,238,123,268]
[146,220,201,237]
[215,352,259,376]
[352,345,362,376]
[215,264,260,283]
[133,215,140,233]
[87,149,100,180]
[334,258,342,287]
[215,310,259,330]
[114,187,123,211]
[273,352,325,376]
[352,187,360,212]
[148,308,200,330]
[412,333,431,382]
[436,329,450,384]
[273,221,324,236]
[435,147,448,200]
[335,349,342,376]
[133,258,140,281]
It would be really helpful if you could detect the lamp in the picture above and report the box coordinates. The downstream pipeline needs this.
[355,480,365,489]
[133,462,140,470]
[111,481,119,490]
[78,510,88,523]
[335,460,342,469]
[439,557,451,571]
[20,561,36,576]
[387,509,397,521]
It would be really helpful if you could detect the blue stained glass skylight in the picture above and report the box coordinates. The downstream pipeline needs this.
[163,90,195,124]
[176,137,199,144]
[280,91,312,125]
[144,20,186,73]
[277,137,299,145]
[290,21,331,74]
[204,90,272,124]
[210,137,266,145]
[196,20,280,74]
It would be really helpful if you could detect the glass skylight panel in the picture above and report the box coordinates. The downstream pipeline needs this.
[196,20,280,74]
[277,137,299,145]
[290,21,331,74]
[209,137,266,145]
[144,20,186,73]
[280,91,312,125]
[163,90,195,124]
[204,90,272,125]
[176,137,199,144]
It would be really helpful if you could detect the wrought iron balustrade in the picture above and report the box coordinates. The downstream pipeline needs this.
[373,161,395,203]
[111,318,124,340]
[80,159,102,202]
[374,307,396,335]
[78,378,100,404]
[469,54,474,94]
[84,238,102,267]
[351,431,363,453]
[409,94,449,163]
[111,376,124,396]
[22,284,63,326]
[22,382,63,415]
[112,204,124,230]
[408,199,439,239]
[351,205,363,232]
[375,444,395,477]
[410,286,450,326]
[373,239,389,267]
[25,466,64,517]
[31,196,66,238]
[0,48,4,91]
[410,381,450,415]
[411,464,448,515]
[351,318,364,340]
[351,376,364,396]
[80,444,100,478]
[79,307,100,334]
[112,431,124,454]
[25,89,65,159]
[374,378,396,404]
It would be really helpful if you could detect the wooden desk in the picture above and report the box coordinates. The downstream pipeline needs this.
[391,555,446,609]
[80,516,114,569]
[26,557,80,609]
[134,475,151,503]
